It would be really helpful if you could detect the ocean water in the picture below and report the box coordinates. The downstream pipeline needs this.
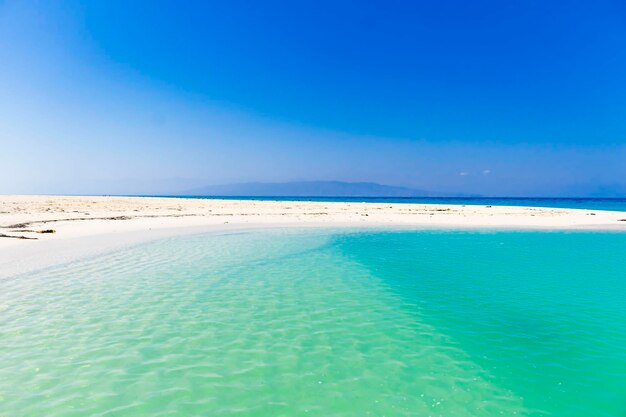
[1,229,625,416]
[169,196,626,212]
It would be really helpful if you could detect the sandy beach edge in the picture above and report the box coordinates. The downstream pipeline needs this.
[2,195,625,277]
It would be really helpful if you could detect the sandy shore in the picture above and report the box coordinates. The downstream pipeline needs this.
[2,195,625,277]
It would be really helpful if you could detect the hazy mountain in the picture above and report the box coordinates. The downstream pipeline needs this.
[182,181,448,197]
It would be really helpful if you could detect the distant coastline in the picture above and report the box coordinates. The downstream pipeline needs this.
[181,181,450,198]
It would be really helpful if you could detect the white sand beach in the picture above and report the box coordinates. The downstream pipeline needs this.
[1,195,625,276]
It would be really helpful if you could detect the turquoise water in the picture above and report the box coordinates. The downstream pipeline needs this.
[1,229,626,416]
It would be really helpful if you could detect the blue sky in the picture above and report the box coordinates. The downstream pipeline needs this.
[1,0,625,196]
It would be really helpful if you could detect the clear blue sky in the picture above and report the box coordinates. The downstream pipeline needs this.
[1,0,625,196]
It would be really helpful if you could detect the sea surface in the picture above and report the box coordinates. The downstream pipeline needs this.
[1,229,626,416]
[167,196,626,212]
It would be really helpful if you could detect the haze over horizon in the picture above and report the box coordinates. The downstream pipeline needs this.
[2,1,626,197]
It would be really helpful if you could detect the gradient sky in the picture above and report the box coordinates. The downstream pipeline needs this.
[1,0,626,196]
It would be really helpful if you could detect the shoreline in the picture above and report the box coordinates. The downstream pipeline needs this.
[2,195,626,277]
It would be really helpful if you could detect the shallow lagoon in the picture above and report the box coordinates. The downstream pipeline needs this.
[1,229,625,416]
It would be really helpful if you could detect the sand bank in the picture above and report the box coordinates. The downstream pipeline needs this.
[1,195,625,276]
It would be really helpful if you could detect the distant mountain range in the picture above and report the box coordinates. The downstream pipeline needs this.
[182,181,465,197]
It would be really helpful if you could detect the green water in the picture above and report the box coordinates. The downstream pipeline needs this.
[1,229,625,416]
